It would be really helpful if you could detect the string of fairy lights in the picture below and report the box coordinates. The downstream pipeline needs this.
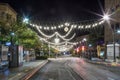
[23,2,120,51]
[36,26,74,39]
[29,20,104,31]
[38,34,76,45]
[26,18,105,51]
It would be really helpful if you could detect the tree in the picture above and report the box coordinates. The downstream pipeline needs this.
[0,16,42,50]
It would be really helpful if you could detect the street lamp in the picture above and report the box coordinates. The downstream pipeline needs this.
[83,38,87,42]
[103,14,116,62]
[82,38,87,58]
[103,14,110,21]
[23,17,29,24]
[117,29,120,34]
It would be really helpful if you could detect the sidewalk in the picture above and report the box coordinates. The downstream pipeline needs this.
[85,58,120,67]
[68,58,120,80]
[0,60,48,80]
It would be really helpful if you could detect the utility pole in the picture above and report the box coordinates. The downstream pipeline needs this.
[113,24,116,62]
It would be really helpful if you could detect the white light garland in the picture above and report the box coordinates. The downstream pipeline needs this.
[34,20,105,51]
[64,22,70,26]
[56,33,76,41]
[38,34,76,46]
[36,25,74,39]
[30,20,104,31]
[36,26,56,38]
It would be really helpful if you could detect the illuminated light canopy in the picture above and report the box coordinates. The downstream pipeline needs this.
[29,19,104,31]
[36,25,74,39]
[29,17,107,52]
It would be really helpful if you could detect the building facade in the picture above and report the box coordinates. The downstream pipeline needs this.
[104,0,120,60]
[0,3,17,26]
[0,3,17,68]
[105,0,120,43]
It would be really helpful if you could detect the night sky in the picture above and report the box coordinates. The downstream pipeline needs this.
[0,0,104,24]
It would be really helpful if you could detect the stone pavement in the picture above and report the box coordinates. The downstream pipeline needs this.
[0,60,48,80]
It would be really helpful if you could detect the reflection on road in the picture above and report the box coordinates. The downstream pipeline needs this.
[30,57,120,80]
[30,58,83,80]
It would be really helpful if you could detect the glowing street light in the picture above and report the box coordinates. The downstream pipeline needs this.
[23,17,29,24]
[83,38,87,41]
[89,44,92,47]
[10,32,15,36]
[103,14,110,21]
[117,30,120,34]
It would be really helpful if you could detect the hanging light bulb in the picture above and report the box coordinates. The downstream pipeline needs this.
[64,27,69,32]
[65,22,70,26]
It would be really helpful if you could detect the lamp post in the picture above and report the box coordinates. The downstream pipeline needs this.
[54,37,60,58]
[10,32,15,45]
[81,38,87,58]
[48,43,50,58]
[113,27,116,62]
[103,14,116,62]
[8,32,15,67]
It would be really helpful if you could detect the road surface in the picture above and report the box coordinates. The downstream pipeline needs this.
[30,58,83,80]
[30,57,120,80]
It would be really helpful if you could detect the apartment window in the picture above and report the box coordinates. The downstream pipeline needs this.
[1,12,5,16]
[6,13,11,20]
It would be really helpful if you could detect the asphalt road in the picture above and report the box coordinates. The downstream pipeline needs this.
[29,57,120,80]
[30,58,83,80]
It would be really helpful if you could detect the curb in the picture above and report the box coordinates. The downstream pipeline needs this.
[86,59,120,67]
[20,60,48,80]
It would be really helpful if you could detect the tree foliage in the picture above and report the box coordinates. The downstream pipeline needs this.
[0,16,42,50]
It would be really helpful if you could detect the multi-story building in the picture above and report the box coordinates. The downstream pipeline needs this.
[104,0,120,60]
[0,3,17,68]
[104,0,120,43]
[0,3,17,26]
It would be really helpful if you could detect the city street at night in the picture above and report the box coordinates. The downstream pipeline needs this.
[0,0,120,80]
[30,57,120,80]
